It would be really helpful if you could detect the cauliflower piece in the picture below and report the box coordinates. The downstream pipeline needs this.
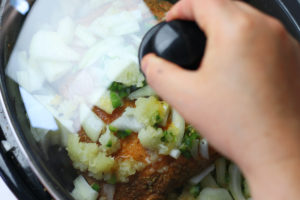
[138,109,185,156]
[138,126,163,151]
[158,109,186,155]
[132,96,169,126]
[67,134,115,179]
[116,158,146,182]
[114,63,145,87]
[99,127,120,154]
[95,91,114,114]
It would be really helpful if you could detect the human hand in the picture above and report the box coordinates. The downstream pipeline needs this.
[141,0,300,199]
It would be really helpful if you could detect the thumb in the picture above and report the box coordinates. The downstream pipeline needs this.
[141,53,198,110]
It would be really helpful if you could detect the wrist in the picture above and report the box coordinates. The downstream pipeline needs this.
[235,121,300,200]
[245,158,300,200]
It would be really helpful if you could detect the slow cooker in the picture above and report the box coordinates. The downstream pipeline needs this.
[0,0,299,199]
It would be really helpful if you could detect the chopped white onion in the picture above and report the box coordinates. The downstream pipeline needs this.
[171,109,185,147]
[71,176,98,200]
[89,11,140,38]
[102,184,115,200]
[190,139,200,160]
[57,17,75,44]
[170,149,181,159]
[39,60,72,82]
[197,188,233,200]
[110,108,144,132]
[75,24,97,47]
[29,30,80,61]
[128,85,157,100]
[229,164,246,200]
[215,157,227,187]
[200,174,219,188]
[189,164,215,185]
[78,37,123,69]
[199,138,209,159]
[17,69,44,92]
[80,104,105,142]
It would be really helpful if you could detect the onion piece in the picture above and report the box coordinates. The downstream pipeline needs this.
[171,109,185,147]
[80,104,105,142]
[229,164,246,200]
[89,11,140,37]
[102,184,115,200]
[75,24,97,47]
[200,174,219,188]
[189,164,215,185]
[199,138,209,159]
[57,17,75,44]
[110,108,144,132]
[39,60,72,82]
[128,85,157,100]
[29,30,80,61]
[197,188,233,200]
[215,157,227,187]
[170,149,181,159]
[17,69,44,92]
[71,176,98,200]
[190,139,200,160]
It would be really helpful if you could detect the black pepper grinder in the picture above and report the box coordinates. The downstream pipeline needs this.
[138,20,207,70]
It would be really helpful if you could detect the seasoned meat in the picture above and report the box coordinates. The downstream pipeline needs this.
[114,134,217,200]
[93,99,135,124]
[144,0,173,20]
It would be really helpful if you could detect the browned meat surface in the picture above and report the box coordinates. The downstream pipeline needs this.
[79,130,217,200]
[113,134,218,200]
[115,154,218,200]
[93,99,135,124]
[114,133,149,163]
[144,0,173,20]
[78,128,94,143]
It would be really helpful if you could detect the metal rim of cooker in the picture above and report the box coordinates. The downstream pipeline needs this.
[0,0,299,199]
[0,1,74,199]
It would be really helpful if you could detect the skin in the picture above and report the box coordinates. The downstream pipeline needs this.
[141,0,300,199]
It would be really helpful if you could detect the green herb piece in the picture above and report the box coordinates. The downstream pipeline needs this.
[110,91,122,108]
[179,146,192,158]
[189,185,201,197]
[154,112,163,125]
[106,140,112,148]
[109,125,118,132]
[117,129,132,139]
[119,90,130,98]
[109,82,122,92]
[108,82,133,101]
[160,130,174,143]
[91,183,101,192]
[107,174,117,185]
[179,125,200,158]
